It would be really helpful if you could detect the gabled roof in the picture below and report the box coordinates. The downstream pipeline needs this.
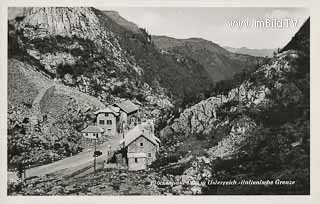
[113,100,139,114]
[81,125,104,133]
[94,105,120,116]
[119,123,160,147]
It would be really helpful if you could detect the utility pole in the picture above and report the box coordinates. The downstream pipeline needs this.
[23,159,26,179]
[94,135,97,173]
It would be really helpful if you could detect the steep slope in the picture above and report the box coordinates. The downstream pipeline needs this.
[152,36,264,83]
[7,58,106,170]
[102,10,142,34]
[10,7,213,109]
[10,7,148,103]
[97,9,213,105]
[223,46,276,58]
[7,6,213,170]
[155,19,309,195]
[282,18,310,54]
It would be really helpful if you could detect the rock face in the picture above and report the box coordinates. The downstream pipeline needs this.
[161,49,306,159]
[18,7,121,50]
[10,7,170,107]
[156,38,309,193]
[161,81,270,137]
[14,7,141,76]
[10,7,214,110]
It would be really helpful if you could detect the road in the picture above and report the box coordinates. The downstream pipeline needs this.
[25,142,116,178]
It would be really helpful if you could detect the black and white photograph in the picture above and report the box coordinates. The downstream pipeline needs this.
[6,6,310,196]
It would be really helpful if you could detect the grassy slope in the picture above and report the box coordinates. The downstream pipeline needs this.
[7,58,105,169]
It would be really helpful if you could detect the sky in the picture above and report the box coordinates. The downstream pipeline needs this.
[104,7,309,49]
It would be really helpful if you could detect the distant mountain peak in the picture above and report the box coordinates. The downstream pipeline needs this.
[223,46,276,57]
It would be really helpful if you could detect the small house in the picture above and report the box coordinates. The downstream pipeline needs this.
[81,125,104,139]
[119,121,160,171]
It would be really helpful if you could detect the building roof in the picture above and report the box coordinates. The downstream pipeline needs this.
[119,122,160,147]
[81,125,104,133]
[127,152,147,158]
[154,136,161,144]
[94,105,120,116]
[114,100,139,114]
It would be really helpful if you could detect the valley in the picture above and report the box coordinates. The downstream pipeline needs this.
[7,7,310,195]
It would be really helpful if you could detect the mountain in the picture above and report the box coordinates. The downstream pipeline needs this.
[223,46,276,57]
[7,7,214,169]
[9,7,214,106]
[282,18,310,54]
[156,19,309,195]
[152,36,265,83]
[98,10,213,105]
[8,6,309,195]
[102,10,142,34]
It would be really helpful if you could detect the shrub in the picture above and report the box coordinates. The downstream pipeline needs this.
[150,154,180,169]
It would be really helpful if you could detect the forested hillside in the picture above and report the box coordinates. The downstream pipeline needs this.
[152,36,265,83]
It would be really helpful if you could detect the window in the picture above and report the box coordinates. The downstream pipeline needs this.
[105,113,109,117]
[85,133,88,136]
[135,158,138,163]
[99,120,105,125]
[140,142,143,147]
[107,120,112,125]
[108,129,111,132]
[148,153,151,157]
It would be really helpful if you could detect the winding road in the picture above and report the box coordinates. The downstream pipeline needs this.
[25,142,116,178]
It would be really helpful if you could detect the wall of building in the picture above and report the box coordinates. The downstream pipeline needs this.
[119,111,128,132]
[128,157,146,171]
[127,136,157,165]
[127,111,139,128]
[119,111,139,130]
[80,135,107,149]
[82,132,102,139]
[96,113,117,136]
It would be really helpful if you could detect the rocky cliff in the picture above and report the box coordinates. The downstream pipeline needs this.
[156,19,309,195]
[10,7,175,108]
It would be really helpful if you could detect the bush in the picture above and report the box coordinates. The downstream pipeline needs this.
[162,163,190,175]
[150,154,180,169]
